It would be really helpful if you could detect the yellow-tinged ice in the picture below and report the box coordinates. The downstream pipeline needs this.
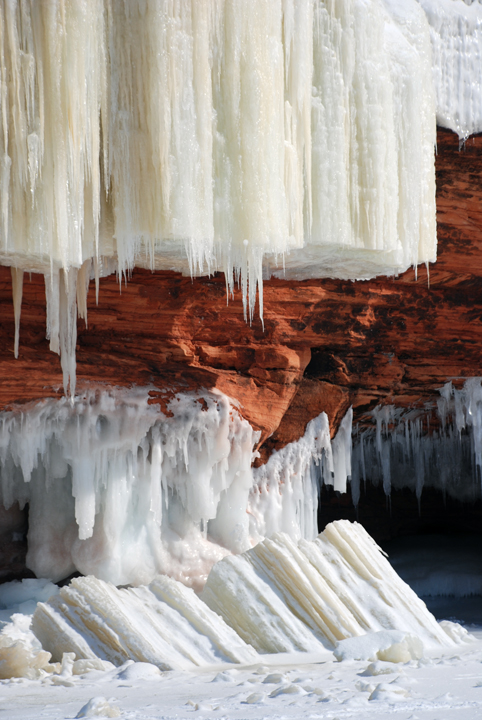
[0,0,438,396]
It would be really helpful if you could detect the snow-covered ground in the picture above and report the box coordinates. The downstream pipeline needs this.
[1,631,482,720]
[0,531,481,719]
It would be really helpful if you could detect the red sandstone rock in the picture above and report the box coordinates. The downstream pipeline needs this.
[0,129,481,453]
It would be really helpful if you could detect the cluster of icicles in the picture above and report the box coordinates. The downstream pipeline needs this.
[351,377,482,504]
[0,0,447,397]
[0,386,353,589]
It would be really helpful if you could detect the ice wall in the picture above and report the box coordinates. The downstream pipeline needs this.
[0,0,439,395]
[419,0,482,139]
[0,386,352,589]
[351,377,482,504]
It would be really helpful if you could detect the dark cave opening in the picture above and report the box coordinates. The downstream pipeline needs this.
[318,482,482,624]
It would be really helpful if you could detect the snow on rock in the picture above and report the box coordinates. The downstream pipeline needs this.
[201,521,455,654]
[31,574,258,671]
[0,386,351,590]
[0,0,438,395]
[418,0,482,139]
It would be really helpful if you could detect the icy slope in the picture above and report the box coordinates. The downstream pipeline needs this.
[31,575,257,671]
[201,521,455,653]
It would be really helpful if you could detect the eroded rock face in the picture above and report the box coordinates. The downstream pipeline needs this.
[0,129,481,451]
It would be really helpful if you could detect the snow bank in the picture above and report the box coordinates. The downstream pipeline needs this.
[0,386,352,589]
[201,520,455,654]
[0,0,438,395]
[351,377,482,503]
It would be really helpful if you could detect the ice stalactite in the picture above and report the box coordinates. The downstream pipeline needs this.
[419,0,482,140]
[0,386,353,589]
[351,377,482,504]
[0,0,442,395]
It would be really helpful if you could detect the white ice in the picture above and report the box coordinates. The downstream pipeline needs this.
[419,0,482,139]
[351,377,482,503]
[0,0,441,395]
[0,386,352,589]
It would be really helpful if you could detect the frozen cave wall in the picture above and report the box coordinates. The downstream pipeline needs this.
[1,0,482,581]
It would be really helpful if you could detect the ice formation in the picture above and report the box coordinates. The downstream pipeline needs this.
[419,0,482,139]
[201,521,455,653]
[351,377,482,504]
[22,520,457,678]
[31,574,258,670]
[0,0,440,395]
[0,386,352,588]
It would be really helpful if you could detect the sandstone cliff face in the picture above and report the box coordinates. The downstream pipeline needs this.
[0,129,481,456]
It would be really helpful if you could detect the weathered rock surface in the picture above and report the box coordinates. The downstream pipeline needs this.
[0,129,481,455]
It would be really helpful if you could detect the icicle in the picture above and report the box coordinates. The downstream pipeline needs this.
[44,271,60,355]
[10,267,23,358]
[59,268,78,401]
[76,259,92,326]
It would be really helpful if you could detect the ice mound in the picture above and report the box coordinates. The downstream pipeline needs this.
[31,574,258,671]
[19,520,464,678]
[201,521,455,653]
[334,630,423,663]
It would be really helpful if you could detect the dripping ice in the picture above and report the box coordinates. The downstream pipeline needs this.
[0,387,353,589]
[0,0,448,395]
[351,377,482,505]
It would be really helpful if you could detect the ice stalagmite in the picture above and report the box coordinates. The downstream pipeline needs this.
[0,0,442,395]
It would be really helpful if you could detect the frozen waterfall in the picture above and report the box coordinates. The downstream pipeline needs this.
[0,0,443,396]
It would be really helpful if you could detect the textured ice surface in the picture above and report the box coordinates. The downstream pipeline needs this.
[0,0,439,395]
[419,0,482,138]
[0,386,352,588]
[24,520,458,680]
[31,574,258,670]
[201,521,455,654]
